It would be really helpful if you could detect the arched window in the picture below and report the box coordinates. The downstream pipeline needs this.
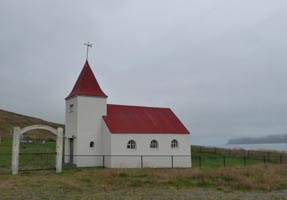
[90,141,95,148]
[150,140,159,149]
[127,140,136,149]
[171,139,178,149]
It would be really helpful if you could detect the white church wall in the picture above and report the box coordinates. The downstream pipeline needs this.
[65,98,78,137]
[64,138,69,163]
[109,134,191,168]
[75,96,107,167]
[65,97,78,164]
[65,96,107,167]
[102,121,112,167]
[109,156,141,168]
[64,95,191,168]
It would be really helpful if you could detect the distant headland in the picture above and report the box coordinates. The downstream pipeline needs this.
[227,134,287,144]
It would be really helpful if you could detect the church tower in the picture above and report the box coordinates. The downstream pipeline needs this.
[65,60,107,166]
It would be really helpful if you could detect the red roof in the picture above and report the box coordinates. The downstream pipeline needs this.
[103,104,190,134]
[66,61,107,99]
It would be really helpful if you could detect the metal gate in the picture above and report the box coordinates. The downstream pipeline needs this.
[18,138,57,171]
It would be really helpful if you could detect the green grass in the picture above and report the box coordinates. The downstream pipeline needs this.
[191,145,286,168]
[0,138,12,154]
[1,142,287,199]
[0,138,56,170]
[1,140,285,171]
[20,140,55,153]
[0,139,12,171]
[192,151,264,168]
[1,165,287,199]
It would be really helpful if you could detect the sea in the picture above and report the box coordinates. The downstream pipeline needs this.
[212,143,287,152]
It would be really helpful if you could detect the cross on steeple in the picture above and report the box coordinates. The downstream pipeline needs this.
[84,42,92,60]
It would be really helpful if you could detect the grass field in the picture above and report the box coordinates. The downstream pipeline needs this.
[0,165,287,199]
[192,151,263,168]
[1,139,287,199]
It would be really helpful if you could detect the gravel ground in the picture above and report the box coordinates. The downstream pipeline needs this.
[1,187,287,200]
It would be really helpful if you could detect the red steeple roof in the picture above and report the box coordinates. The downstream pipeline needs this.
[103,104,190,134]
[66,60,107,99]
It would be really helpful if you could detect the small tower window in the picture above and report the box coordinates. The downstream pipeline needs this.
[171,139,179,149]
[69,104,74,113]
[89,141,94,149]
[127,140,136,149]
[150,140,159,149]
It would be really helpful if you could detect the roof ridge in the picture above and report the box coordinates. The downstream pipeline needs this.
[107,104,170,110]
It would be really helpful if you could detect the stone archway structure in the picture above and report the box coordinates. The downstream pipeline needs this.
[11,125,63,175]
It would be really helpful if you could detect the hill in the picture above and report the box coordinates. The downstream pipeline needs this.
[227,134,287,144]
[0,109,64,140]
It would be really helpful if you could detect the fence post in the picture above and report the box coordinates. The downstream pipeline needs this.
[223,156,226,167]
[103,155,105,168]
[199,156,202,168]
[264,156,266,164]
[141,155,143,168]
[171,156,174,168]
[280,155,283,164]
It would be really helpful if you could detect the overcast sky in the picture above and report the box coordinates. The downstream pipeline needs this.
[1,0,287,145]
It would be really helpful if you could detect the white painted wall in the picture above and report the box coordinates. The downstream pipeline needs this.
[65,95,191,168]
[108,131,191,168]
[65,98,78,137]
[65,95,107,167]
[64,97,78,164]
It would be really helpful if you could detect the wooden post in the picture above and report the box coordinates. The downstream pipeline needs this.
[199,156,202,168]
[141,155,143,168]
[223,156,226,167]
[171,156,174,168]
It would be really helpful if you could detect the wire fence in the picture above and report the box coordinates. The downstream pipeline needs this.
[1,144,287,174]
[191,145,287,157]
[191,145,287,165]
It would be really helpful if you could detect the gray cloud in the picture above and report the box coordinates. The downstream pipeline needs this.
[1,0,287,145]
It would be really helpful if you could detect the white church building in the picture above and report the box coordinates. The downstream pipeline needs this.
[64,60,191,168]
